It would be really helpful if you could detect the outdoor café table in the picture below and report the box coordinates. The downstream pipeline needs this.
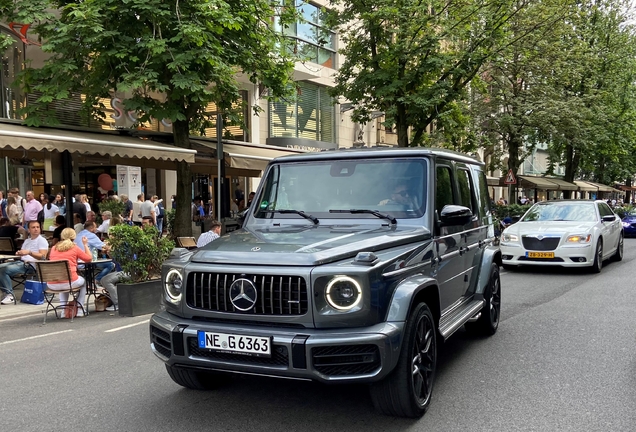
[0,254,19,263]
[81,257,113,313]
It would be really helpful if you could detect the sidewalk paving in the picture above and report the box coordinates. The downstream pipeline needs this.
[0,285,102,321]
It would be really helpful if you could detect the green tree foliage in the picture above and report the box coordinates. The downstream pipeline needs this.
[0,0,298,236]
[327,0,524,147]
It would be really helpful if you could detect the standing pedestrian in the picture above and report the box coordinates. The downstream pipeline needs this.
[22,191,43,228]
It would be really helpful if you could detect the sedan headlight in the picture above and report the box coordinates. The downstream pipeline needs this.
[165,269,183,302]
[325,276,362,311]
[502,233,518,242]
[566,234,592,243]
[622,221,631,228]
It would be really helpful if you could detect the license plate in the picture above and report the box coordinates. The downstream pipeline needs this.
[197,331,271,357]
[526,251,555,258]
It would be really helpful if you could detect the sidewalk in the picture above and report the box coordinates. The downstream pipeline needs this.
[0,285,98,321]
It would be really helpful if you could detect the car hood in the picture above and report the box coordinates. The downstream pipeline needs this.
[505,220,596,236]
[190,224,431,266]
[622,215,636,223]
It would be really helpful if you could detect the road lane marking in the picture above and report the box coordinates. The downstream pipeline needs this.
[105,319,150,333]
[0,329,74,346]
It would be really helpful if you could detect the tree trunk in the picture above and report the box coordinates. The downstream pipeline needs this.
[563,142,579,200]
[507,134,521,204]
[396,103,409,147]
[172,119,193,237]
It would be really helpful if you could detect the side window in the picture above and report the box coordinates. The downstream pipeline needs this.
[436,165,454,214]
[456,168,474,211]
[598,203,613,217]
[476,170,490,219]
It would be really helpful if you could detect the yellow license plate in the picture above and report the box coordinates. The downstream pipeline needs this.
[527,252,555,258]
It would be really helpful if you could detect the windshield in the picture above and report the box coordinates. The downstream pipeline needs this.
[521,202,597,222]
[254,158,427,221]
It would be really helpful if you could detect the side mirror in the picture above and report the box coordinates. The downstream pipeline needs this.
[439,205,473,227]
[602,215,616,223]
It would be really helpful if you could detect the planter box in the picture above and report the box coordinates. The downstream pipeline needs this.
[117,279,163,317]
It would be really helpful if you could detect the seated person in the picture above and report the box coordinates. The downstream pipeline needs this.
[97,211,112,234]
[379,183,416,209]
[0,217,22,249]
[51,215,67,247]
[197,220,222,248]
[74,221,115,287]
[48,228,93,317]
[0,221,48,305]
[73,213,84,233]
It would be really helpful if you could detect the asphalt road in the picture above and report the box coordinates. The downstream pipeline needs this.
[2,241,636,431]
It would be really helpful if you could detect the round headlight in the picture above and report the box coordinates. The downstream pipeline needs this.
[325,276,362,311]
[165,269,183,301]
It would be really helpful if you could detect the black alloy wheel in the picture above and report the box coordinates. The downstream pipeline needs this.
[369,303,437,418]
[591,239,603,273]
[612,233,624,262]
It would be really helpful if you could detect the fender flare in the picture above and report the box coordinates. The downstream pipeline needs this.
[476,245,501,296]
[386,275,439,322]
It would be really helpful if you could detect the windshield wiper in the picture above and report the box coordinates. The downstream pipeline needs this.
[265,210,319,225]
[329,209,397,225]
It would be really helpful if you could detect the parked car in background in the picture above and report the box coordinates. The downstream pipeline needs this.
[621,209,636,237]
[500,200,623,273]
[150,147,502,418]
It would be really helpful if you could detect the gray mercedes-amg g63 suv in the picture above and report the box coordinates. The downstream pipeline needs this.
[150,147,502,418]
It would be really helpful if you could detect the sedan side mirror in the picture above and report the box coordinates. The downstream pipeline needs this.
[602,215,617,223]
[439,205,473,227]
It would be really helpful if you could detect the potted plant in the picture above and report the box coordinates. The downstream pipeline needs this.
[107,224,174,316]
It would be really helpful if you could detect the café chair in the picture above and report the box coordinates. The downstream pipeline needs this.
[176,237,198,249]
[0,237,15,254]
[36,260,86,324]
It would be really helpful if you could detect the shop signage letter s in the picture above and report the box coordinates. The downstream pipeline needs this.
[110,97,172,128]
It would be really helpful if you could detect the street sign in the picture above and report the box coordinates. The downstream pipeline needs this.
[504,169,517,185]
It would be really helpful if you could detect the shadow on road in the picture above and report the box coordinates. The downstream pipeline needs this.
[138,334,483,431]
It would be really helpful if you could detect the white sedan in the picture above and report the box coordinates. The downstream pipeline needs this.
[500,200,623,273]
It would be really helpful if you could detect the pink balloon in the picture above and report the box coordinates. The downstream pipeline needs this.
[98,173,114,190]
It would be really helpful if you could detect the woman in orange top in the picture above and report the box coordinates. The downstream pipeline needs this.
[48,228,92,316]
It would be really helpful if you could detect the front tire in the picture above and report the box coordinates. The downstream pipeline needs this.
[612,233,624,262]
[369,303,437,418]
[591,239,603,273]
[165,364,228,390]
[465,263,501,336]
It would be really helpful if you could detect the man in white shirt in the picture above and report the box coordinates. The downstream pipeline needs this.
[140,194,156,226]
[196,221,222,248]
[0,221,48,304]
[97,211,112,233]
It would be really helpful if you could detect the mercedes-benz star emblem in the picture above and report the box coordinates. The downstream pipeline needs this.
[251,247,261,252]
[229,278,258,311]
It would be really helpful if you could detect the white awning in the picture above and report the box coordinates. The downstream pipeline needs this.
[0,123,196,163]
[192,140,306,172]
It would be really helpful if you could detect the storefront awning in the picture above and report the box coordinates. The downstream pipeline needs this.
[516,175,578,191]
[583,181,619,193]
[191,139,306,172]
[0,122,196,163]
[574,180,599,192]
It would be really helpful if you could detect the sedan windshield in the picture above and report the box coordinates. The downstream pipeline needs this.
[521,202,597,222]
[254,158,427,220]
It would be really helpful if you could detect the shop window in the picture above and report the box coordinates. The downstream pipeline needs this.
[269,82,335,143]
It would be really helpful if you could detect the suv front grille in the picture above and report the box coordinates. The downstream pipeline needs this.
[522,236,560,251]
[312,345,381,376]
[186,272,308,316]
[151,326,172,358]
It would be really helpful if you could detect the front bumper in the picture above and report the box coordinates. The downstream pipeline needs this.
[150,311,405,383]
[500,241,594,267]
